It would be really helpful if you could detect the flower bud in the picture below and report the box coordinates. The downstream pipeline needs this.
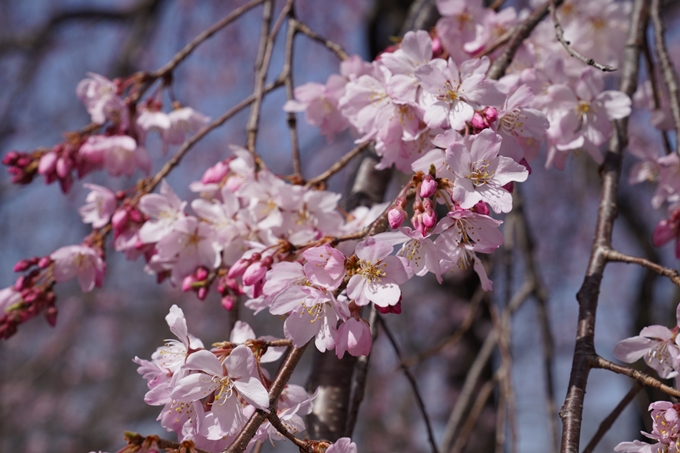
[388,206,405,229]
[38,152,58,175]
[221,295,235,311]
[14,259,32,272]
[38,257,52,269]
[471,112,486,130]
[45,306,58,327]
[227,258,251,279]
[484,106,498,123]
[420,174,437,198]
[201,161,229,184]
[243,261,267,286]
[195,267,208,281]
[197,287,208,301]
[471,201,489,216]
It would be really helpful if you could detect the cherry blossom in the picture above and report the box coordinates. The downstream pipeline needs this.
[50,245,106,292]
[78,183,117,229]
[614,304,680,379]
[346,237,413,307]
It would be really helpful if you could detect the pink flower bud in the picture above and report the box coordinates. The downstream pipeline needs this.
[201,161,229,184]
[221,295,235,311]
[14,259,32,272]
[56,157,70,178]
[484,107,498,123]
[252,280,264,298]
[195,267,208,281]
[227,258,250,279]
[471,201,489,216]
[45,306,58,327]
[388,207,405,229]
[38,257,52,268]
[243,261,267,286]
[38,152,58,175]
[2,151,19,165]
[128,207,144,223]
[471,112,486,130]
[197,287,208,300]
[431,36,444,58]
[112,209,128,231]
[423,210,437,229]
[182,275,196,292]
[653,219,676,247]
[420,174,437,198]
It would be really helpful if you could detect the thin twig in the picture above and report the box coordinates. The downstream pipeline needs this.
[487,0,564,80]
[223,343,309,453]
[642,32,673,155]
[283,14,302,181]
[513,187,558,453]
[651,0,680,153]
[558,1,648,451]
[451,376,498,453]
[144,78,284,193]
[150,0,265,78]
[305,142,371,188]
[582,382,644,453]
[402,287,484,367]
[246,0,274,154]
[440,281,533,453]
[590,355,680,398]
[604,248,680,287]
[125,433,212,453]
[294,21,348,61]
[344,306,379,437]
[266,411,309,450]
[377,315,439,453]
[548,0,616,72]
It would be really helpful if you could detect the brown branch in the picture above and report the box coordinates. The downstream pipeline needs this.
[651,0,680,153]
[642,32,673,155]
[143,77,284,194]
[223,343,309,453]
[377,314,439,453]
[604,248,680,286]
[590,355,680,398]
[548,0,616,72]
[344,306,379,437]
[451,376,498,453]
[283,14,302,181]
[487,0,564,80]
[0,1,160,55]
[582,382,644,453]
[124,433,212,453]
[559,1,648,450]
[304,142,371,188]
[294,21,349,61]
[150,0,265,78]
[245,0,275,156]
[440,280,533,453]
[513,187,558,453]
[402,287,484,368]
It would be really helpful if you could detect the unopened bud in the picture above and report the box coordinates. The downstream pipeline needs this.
[388,207,405,229]
[484,106,498,123]
[420,174,437,198]
[221,295,235,311]
[45,306,58,327]
[38,256,52,268]
[197,287,208,301]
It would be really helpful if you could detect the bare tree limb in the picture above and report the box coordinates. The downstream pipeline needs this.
[559,3,649,451]
[604,248,680,286]
[651,0,680,153]
[582,382,644,453]
[377,314,439,453]
[548,0,616,72]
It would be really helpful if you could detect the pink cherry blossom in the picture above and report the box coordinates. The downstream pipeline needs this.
[171,346,269,439]
[415,56,503,130]
[138,179,187,243]
[346,237,413,307]
[326,437,358,453]
[79,135,151,177]
[614,304,680,379]
[78,183,117,229]
[50,245,106,292]
[302,244,346,290]
[162,107,210,145]
[76,73,126,126]
[446,129,529,213]
[284,75,349,142]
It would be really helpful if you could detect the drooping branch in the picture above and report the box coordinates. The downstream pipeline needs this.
[581,382,643,453]
[487,0,564,80]
[558,1,649,451]
[377,314,439,453]
[604,248,680,287]
[548,0,616,72]
[651,0,680,153]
